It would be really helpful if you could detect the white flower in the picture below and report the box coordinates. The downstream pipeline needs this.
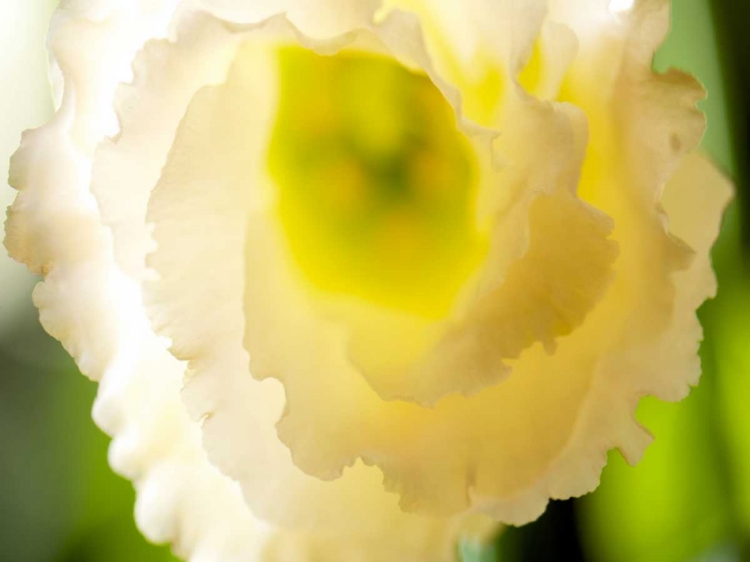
[4,0,732,561]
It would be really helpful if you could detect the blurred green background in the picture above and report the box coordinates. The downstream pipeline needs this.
[1,1,749,561]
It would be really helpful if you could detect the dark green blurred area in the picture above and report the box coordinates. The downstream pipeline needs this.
[0,314,178,562]
[1,1,749,561]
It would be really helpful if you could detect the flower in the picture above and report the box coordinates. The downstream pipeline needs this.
[4,0,733,560]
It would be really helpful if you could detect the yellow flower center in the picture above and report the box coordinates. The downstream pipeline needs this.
[268,48,486,318]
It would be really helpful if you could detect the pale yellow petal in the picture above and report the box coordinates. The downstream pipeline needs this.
[198,0,381,37]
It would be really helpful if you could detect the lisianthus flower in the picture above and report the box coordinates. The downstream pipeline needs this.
[4,0,732,560]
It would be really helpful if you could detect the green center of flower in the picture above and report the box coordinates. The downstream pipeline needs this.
[268,48,485,318]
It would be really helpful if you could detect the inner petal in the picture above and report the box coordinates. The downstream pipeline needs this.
[267,48,487,319]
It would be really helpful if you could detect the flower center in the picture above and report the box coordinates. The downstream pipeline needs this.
[268,48,486,319]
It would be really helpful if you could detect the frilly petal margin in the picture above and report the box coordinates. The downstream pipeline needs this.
[5,1,496,561]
